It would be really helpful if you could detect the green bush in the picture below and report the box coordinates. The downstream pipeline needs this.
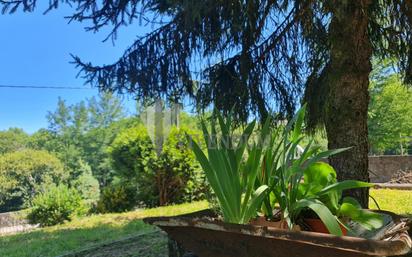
[109,125,207,207]
[157,127,207,205]
[28,185,86,226]
[109,125,156,179]
[0,150,66,212]
[96,183,137,213]
[72,161,100,208]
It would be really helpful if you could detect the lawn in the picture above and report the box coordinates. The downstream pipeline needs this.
[0,201,208,257]
[369,189,412,214]
[0,189,411,257]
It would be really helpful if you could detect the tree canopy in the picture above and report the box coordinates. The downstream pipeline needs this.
[2,0,411,122]
[0,128,29,154]
[0,149,66,211]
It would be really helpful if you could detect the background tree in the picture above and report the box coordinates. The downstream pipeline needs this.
[0,128,29,154]
[39,93,130,184]
[0,149,66,212]
[28,128,61,153]
[81,93,130,185]
[46,98,85,177]
[88,93,125,128]
[2,0,412,207]
[369,73,412,155]
[71,160,100,207]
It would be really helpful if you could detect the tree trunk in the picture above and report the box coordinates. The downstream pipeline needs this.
[325,0,372,208]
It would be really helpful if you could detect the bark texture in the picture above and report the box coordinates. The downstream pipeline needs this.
[325,0,373,208]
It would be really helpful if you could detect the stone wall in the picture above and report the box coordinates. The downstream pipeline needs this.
[369,155,412,183]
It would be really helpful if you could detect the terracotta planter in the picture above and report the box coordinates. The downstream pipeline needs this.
[304,218,347,235]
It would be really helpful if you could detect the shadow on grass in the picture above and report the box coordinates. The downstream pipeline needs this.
[63,231,168,257]
[0,219,167,257]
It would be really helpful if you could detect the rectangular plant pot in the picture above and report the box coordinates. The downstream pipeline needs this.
[144,210,412,257]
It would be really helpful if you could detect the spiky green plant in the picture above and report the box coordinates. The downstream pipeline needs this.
[188,112,269,224]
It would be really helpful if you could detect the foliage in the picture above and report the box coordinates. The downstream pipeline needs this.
[0,150,66,212]
[41,93,127,184]
[266,107,381,235]
[71,161,100,208]
[188,105,380,231]
[4,1,411,122]
[28,129,60,152]
[0,95,207,212]
[28,185,86,226]
[189,111,269,224]
[369,74,412,154]
[87,93,126,128]
[109,125,156,180]
[301,162,383,231]
[156,126,207,205]
[45,97,87,179]
[109,125,157,206]
[96,183,138,213]
[0,128,29,154]
[80,93,129,185]
[81,117,139,186]
[179,112,204,130]
[110,125,206,207]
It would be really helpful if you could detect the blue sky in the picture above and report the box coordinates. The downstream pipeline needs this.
[0,3,152,133]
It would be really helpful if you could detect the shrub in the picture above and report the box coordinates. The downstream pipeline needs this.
[28,185,86,226]
[0,150,66,212]
[96,183,137,213]
[109,125,156,179]
[109,125,207,207]
[156,127,207,205]
[72,161,100,208]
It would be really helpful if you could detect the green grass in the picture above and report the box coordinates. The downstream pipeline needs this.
[370,189,412,215]
[0,189,411,257]
[0,201,208,257]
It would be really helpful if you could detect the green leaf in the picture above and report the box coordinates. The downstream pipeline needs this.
[318,180,374,196]
[242,185,269,223]
[187,133,234,221]
[291,104,306,142]
[339,197,384,230]
[295,199,343,236]
[188,111,268,224]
